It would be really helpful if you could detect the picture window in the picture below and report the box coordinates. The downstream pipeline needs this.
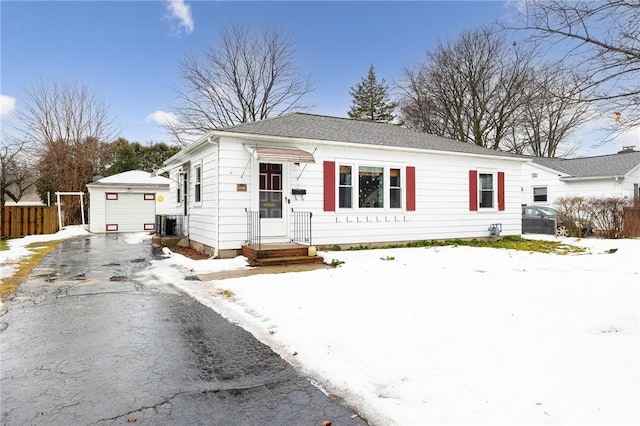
[359,166,384,208]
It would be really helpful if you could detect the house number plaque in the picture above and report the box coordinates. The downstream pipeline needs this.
[236,183,247,192]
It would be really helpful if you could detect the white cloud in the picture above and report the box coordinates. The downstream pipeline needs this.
[146,110,180,127]
[0,94,16,117]
[165,0,194,35]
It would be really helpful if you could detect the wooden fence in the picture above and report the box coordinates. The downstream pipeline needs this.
[1,206,59,239]
[623,207,640,238]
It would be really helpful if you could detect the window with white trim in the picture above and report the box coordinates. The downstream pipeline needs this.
[194,164,202,203]
[359,166,384,208]
[479,172,494,209]
[176,173,182,203]
[533,186,548,203]
[339,165,353,208]
[390,168,402,208]
[335,163,406,210]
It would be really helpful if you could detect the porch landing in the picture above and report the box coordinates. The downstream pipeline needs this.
[241,243,324,267]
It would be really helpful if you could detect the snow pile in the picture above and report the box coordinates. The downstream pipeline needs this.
[2,228,638,425]
[147,236,639,426]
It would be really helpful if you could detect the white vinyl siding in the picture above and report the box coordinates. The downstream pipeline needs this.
[522,162,640,207]
[167,134,525,252]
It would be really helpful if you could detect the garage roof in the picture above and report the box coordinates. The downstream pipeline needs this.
[87,170,171,188]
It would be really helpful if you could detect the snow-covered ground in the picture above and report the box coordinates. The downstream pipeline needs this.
[2,228,639,425]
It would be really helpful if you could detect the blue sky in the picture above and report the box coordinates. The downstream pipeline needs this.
[1,1,515,143]
[2,1,635,154]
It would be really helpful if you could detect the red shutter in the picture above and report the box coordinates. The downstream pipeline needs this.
[406,166,416,211]
[498,171,505,211]
[469,170,478,211]
[323,161,335,212]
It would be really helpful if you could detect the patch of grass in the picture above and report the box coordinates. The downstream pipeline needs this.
[0,240,62,301]
[380,255,395,261]
[326,236,585,255]
[330,259,345,267]
[216,289,235,298]
[0,239,8,251]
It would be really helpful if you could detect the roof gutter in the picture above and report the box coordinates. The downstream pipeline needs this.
[162,132,219,167]
[559,175,625,182]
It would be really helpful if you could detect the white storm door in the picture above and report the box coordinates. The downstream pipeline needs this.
[259,162,287,238]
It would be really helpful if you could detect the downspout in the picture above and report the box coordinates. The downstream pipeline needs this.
[212,136,220,259]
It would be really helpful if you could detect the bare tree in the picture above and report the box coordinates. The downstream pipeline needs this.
[516,64,592,157]
[168,23,314,144]
[18,80,114,223]
[0,134,36,207]
[507,0,640,130]
[399,27,534,150]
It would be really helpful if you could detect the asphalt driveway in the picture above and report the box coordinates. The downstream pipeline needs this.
[0,234,367,425]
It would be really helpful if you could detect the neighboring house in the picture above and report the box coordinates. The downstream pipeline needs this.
[3,185,44,206]
[159,113,529,258]
[522,149,640,208]
[86,170,171,233]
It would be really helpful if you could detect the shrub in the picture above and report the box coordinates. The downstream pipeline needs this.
[588,197,633,239]
[554,196,593,237]
[555,196,633,239]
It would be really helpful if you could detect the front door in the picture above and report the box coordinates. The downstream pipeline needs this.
[259,162,287,238]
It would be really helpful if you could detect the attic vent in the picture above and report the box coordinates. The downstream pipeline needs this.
[531,173,538,178]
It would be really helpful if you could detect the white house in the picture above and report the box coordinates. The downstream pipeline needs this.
[159,113,529,258]
[522,149,640,207]
[86,170,171,233]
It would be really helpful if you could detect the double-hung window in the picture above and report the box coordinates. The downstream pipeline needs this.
[176,174,182,203]
[339,165,353,208]
[479,173,494,208]
[533,186,548,203]
[390,168,402,208]
[469,169,505,211]
[194,164,202,203]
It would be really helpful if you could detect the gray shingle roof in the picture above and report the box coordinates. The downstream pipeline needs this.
[221,113,523,159]
[532,151,640,178]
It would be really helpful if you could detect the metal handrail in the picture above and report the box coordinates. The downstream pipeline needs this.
[291,209,312,245]
[245,208,261,248]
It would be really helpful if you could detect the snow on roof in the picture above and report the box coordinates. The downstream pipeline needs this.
[89,170,171,187]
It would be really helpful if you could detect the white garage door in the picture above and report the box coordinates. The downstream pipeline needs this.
[104,192,156,233]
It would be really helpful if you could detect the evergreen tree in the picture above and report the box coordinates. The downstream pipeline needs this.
[103,138,181,176]
[347,65,397,122]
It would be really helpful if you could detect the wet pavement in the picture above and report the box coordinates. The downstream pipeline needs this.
[0,234,367,425]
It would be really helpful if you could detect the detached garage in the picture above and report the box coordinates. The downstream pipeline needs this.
[86,170,171,233]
